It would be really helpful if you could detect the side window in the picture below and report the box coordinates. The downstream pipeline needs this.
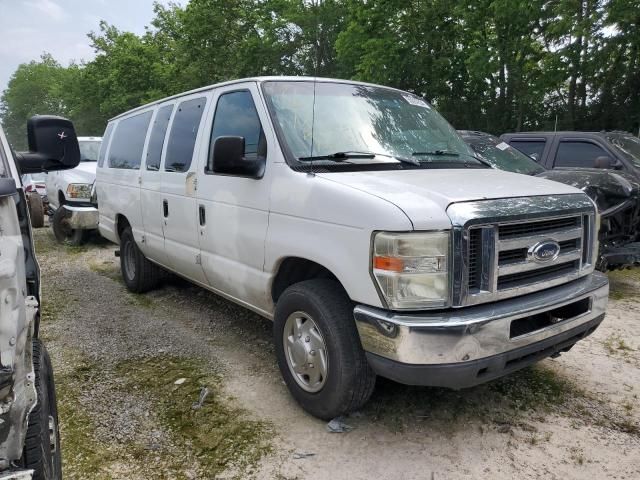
[146,105,174,171]
[108,111,153,169]
[208,90,265,173]
[508,140,546,162]
[97,123,114,168]
[164,97,206,172]
[555,141,609,168]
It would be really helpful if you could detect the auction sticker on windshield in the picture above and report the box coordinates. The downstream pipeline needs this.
[403,95,430,108]
[496,142,510,151]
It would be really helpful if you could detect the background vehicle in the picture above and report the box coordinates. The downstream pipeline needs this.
[96,77,608,420]
[22,173,47,228]
[501,131,640,178]
[461,131,640,270]
[0,115,80,479]
[46,136,101,245]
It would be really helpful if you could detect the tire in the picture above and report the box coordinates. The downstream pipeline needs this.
[23,339,62,480]
[274,279,376,420]
[51,207,85,245]
[120,227,162,293]
[27,192,45,228]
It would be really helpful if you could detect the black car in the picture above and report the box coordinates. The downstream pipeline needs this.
[460,130,640,270]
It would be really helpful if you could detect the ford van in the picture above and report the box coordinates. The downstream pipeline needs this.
[96,78,609,419]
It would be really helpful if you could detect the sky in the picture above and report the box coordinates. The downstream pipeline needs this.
[0,0,186,94]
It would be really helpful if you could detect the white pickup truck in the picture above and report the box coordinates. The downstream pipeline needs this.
[46,136,101,244]
[96,77,609,419]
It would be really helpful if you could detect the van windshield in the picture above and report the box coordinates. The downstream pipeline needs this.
[262,81,482,169]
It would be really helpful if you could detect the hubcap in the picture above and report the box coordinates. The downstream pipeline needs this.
[48,415,57,454]
[283,311,328,393]
[123,241,136,280]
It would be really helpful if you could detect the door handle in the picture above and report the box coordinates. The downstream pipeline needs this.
[163,199,169,217]
[199,204,206,226]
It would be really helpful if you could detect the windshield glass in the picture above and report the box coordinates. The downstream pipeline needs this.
[606,133,640,168]
[262,81,480,168]
[29,173,46,182]
[463,134,546,176]
[79,140,101,162]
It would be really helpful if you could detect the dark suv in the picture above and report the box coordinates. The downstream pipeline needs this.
[500,131,640,179]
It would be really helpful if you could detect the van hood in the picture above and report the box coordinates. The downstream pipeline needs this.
[316,168,583,229]
[64,161,97,184]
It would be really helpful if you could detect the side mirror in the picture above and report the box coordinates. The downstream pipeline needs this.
[210,136,264,178]
[594,156,614,169]
[15,115,80,174]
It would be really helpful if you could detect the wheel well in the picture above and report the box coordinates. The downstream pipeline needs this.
[271,257,340,303]
[116,215,131,241]
[58,190,65,206]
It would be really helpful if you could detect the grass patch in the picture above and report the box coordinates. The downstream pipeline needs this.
[608,268,640,300]
[116,356,272,476]
[56,357,119,479]
[603,333,635,356]
[88,259,122,283]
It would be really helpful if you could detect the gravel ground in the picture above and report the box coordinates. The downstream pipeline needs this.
[34,227,640,479]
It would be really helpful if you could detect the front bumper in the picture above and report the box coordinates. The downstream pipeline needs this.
[62,204,98,230]
[354,272,609,388]
[0,470,33,480]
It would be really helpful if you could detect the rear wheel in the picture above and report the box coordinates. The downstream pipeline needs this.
[27,192,45,228]
[23,339,62,480]
[51,207,85,245]
[274,279,376,419]
[120,227,162,293]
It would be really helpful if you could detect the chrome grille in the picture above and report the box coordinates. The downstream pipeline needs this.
[448,194,597,307]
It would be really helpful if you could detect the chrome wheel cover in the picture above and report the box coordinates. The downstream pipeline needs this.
[283,311,328,393]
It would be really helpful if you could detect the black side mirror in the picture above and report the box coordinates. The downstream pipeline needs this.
[15,115,80,174]
[210,136,264,178]
[594,156,614,169]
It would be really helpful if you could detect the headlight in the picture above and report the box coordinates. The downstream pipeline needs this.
[372,231,450,310]
[66,183,92,199]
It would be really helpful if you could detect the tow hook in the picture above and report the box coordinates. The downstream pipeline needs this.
[114,250,120,257]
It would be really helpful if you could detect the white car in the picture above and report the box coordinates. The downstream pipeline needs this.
[46,136,101,244]
[96,77,609,419]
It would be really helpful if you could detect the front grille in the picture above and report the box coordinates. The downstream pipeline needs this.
[498,261,579,290]
[498,217,580,239]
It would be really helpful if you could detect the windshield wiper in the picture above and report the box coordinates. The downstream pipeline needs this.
[412,150,491,167]
[298,151,376,162]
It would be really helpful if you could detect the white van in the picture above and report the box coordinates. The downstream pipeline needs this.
[96,77,609,419]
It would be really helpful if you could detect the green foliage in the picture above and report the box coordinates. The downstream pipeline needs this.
[1,0,639,144]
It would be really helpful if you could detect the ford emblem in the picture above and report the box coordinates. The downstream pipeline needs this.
[528,240,561,263]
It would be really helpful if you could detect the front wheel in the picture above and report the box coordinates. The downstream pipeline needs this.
[51,207,85,245]
[23,339,62,480]
[274,279,376,420]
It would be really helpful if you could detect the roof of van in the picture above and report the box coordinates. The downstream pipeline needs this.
[108,76,411,122]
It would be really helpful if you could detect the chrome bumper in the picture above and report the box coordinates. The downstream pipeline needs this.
[354,272,608,386]
[62,204,99,230]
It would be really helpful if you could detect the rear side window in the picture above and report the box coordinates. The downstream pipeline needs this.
[164,97,206,172]
[97,123,114,168]
[555,141,609,168]
[108,111,153,169]
[508,140,546,161]
[210,90,264,161]
[146,105,174,171]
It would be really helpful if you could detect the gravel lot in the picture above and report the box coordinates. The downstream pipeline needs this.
[34,227,639,480]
